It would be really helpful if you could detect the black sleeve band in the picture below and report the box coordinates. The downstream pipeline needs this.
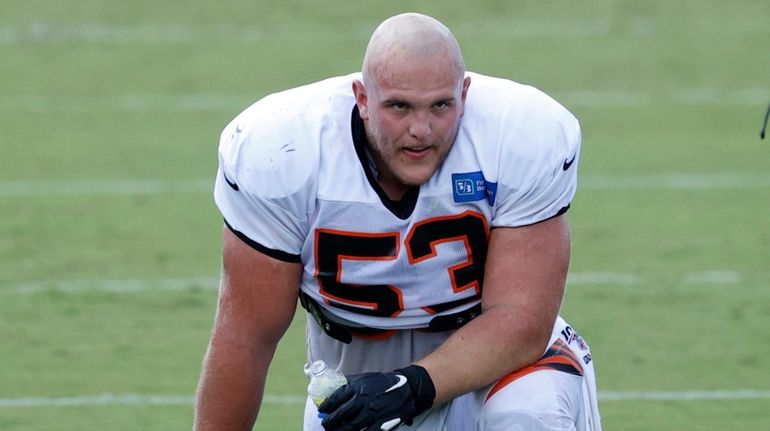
[491,204,571,230]
[223,219,302,263]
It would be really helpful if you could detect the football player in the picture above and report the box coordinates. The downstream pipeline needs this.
[195,12,602,431]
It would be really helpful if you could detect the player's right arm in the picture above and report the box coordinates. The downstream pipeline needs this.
[195,89,317,429]
[194,225,302,431]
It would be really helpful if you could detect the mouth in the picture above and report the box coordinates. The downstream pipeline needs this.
[402,145,432,159]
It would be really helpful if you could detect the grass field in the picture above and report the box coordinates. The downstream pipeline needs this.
[1,0,769,429]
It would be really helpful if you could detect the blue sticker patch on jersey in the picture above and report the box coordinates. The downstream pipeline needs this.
[452,171,497,206]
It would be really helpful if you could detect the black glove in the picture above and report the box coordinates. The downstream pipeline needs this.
[318,364,436,431]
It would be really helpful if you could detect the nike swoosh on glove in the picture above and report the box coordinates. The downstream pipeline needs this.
[318,364,436,431]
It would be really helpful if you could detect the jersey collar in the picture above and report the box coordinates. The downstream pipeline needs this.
[350,105,419,220]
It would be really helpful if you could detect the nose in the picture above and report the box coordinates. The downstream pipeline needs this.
[408,110,431,141]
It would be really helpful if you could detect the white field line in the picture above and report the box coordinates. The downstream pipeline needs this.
[0,23,372,45]
[0,88,767,114]
[8,277,220,294]
[0,22,614,45]
[566,272,643,286]
[2,18,768,46]
[564,271,743,286]
[0,179,212,197]
[0,94,247,113]
[1,173,769,198]
[0,394,301,408]
[3,271,741,295]
[0,21,626,46]
[1,390,769,408]
[580,174,770,191]
[598,389,770,401]
[682,271,742,284]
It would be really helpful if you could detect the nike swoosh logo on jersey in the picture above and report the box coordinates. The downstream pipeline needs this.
[562,154,576,171]
[384,374,407,393]
[223,171,239,191]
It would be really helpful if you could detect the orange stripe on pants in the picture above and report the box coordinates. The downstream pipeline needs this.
[486,339,584,401]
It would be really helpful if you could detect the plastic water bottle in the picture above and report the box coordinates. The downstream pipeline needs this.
[306,360,348,408]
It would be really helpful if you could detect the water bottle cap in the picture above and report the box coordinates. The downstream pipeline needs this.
[310,360,327,376]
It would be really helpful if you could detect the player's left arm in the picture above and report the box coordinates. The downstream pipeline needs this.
[415,213,570,404]
[318,215,570,431]
[414,87,578,406]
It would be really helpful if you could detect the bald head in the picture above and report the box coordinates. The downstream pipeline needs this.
[351,13,471,199]
[362,13,465,86]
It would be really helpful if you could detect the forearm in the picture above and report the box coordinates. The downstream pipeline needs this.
[415,304,554,405]
[194,335,275,431]
[194,227,302,430]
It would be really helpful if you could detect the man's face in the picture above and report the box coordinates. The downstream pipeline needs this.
[355,57,471,196]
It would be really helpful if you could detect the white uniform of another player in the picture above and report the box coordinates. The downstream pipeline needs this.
[214,72,602,431]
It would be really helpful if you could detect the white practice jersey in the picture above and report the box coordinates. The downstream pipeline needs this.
[214,72,581,331]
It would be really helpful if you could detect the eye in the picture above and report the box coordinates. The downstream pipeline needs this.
[433,100,452,110]
[391,102,407,112]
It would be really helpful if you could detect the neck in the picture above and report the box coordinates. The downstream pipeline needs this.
[363,134,412,201]
[377,173,410,201]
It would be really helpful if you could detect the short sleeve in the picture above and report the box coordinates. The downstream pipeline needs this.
[491,92,581,228]
[213,103,317,262]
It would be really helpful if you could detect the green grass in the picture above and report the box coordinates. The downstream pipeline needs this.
[1,0,769,429]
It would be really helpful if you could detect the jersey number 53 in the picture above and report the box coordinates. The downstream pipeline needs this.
[314,210,489,317]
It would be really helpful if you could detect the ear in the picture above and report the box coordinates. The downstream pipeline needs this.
[458,75,472,116]
[352,80,369,120]
[460,76,471,104]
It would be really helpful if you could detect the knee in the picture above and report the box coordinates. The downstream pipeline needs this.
[479,409,576,431]
[479,372,582,431]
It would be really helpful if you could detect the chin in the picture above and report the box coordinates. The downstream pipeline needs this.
[398,171,435,187]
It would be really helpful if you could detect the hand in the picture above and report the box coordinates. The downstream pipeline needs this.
[318,365,436,431]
